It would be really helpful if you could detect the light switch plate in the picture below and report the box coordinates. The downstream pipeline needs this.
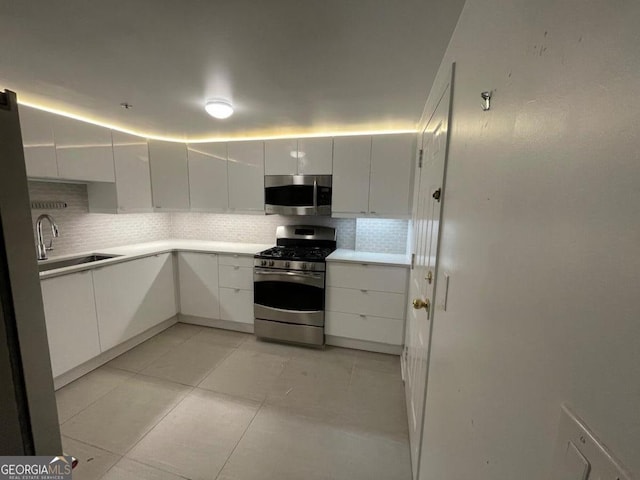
[551,405,632,480]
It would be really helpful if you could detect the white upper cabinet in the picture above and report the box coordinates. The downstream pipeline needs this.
[53,115,115,182]
[113,131,153,213]
[265,137,333,175]
[297,137,333,175]
[369,133,415,217]
[188,142,229,211]
[227,141,265,212]
[332,136,372,215]
[148,140,190,211]
[19,106,59,178]
[264,139,298,175]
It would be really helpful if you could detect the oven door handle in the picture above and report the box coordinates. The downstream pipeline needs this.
[254,269,324,288]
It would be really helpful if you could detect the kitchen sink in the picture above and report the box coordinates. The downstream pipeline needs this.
[38,254,121,272]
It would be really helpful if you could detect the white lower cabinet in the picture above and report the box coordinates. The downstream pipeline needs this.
[178,252,220,319]
[325,262,408,347]
[93,253,177,351]
[326,311,404,345]
[219,288,254,324]
[40,271,101,377]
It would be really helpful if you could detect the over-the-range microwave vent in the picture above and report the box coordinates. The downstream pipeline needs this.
[264,174,332,216]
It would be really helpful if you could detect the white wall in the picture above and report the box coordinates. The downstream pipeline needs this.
[418,0,640,478]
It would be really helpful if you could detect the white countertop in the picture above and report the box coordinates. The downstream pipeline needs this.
[38,240,272,279]
[38,241,411,279]
[326,249,411,267]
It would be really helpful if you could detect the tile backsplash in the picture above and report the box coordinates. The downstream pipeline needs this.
[28,181,408,257]
[28,181,171,257]
[170,213,356,248]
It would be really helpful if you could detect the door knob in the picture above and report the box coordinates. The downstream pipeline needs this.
[412,298,430,311]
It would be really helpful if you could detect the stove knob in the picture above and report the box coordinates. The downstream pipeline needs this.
[269,260,275,267]
[261,260,267,266]
[308,263,315,270]
[285,261,290,268]
[301,263,308,270]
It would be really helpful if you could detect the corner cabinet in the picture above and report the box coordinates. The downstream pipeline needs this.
[53,115,115,182]
[149,140,190,211]
[92,253,177,351]
[227,141,265,212]
[40,270,101,377]
[332,133,415,218]
[19,106,59,179]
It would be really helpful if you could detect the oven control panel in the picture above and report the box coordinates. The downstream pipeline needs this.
[254,258,325,272]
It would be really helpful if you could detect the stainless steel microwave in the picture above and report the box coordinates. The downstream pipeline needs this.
[264,175,332,216]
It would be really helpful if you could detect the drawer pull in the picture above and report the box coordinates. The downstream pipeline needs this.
[360,289,368,293]
[359,314,367,318]
[235,288,240,292]
[234,265,240,270]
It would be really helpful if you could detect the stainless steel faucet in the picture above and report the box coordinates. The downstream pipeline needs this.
[36,214,59,260]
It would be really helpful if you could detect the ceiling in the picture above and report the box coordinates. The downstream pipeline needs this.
[0,0,465,141]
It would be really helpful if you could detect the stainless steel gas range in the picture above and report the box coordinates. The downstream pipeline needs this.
[253,225,337,346]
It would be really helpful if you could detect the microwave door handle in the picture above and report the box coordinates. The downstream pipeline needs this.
[313,178,318,215]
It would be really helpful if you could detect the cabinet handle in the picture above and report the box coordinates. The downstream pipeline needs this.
[234,288,240,293]
[360,263,369,267]
[361,289,368,293]
[234,266,240,270]
[371,211,377,214]
[360,211,367,214]
[359,314,367,318]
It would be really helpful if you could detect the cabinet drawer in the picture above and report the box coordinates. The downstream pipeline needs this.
[327,263,407,294]
[218,254,254,267]
[219,287,254,324]
[219,265,253,290]
[326,286,406,319]
[326,311,403,345]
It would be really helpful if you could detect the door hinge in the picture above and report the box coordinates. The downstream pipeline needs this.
[418,149,424,168]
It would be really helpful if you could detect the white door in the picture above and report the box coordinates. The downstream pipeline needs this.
[332,135,371,215]
[369,133,415,217]
[227,141,265,212]
[264,138,298,175]
[188,142,229,211]
[19,106,59,178]
[297,137,333,175]
[178,252,220,319]
[53,115,115,182]
[404,79,452,479]
[113,131,153,213]
[148,140,190,211]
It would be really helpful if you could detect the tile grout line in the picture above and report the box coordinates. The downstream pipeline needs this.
[213,397,267,480]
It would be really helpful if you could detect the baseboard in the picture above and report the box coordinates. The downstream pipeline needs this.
[53,316,178,390]
[325,335,402,355]
[178,314,254,334]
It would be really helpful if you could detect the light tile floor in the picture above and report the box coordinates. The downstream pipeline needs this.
[58,324,411,480]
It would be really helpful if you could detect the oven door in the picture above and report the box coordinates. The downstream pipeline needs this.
[254,268,325,327]
[264,175,332,216]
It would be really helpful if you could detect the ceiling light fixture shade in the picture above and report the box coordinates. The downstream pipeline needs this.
[205,100,234,119]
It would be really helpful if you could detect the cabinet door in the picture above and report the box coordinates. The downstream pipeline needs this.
[219,287,254,324]
[264,139,297,175]
[332,136,371,215]
[113,131,153,213]
[149,140,190,211]
[53,116,115,182]
[93,254,177,351]
[188,143,228,211]
[369,134,415,217]
[178,252,220,319]
[227,141,265,212]
[298,137,333,175]
[19,106,58,178]
[40,271,101,377]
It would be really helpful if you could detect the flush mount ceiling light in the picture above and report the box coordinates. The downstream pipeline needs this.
[205,100,234,119]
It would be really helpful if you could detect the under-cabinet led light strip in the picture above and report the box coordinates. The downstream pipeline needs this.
[18,100,417,144]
